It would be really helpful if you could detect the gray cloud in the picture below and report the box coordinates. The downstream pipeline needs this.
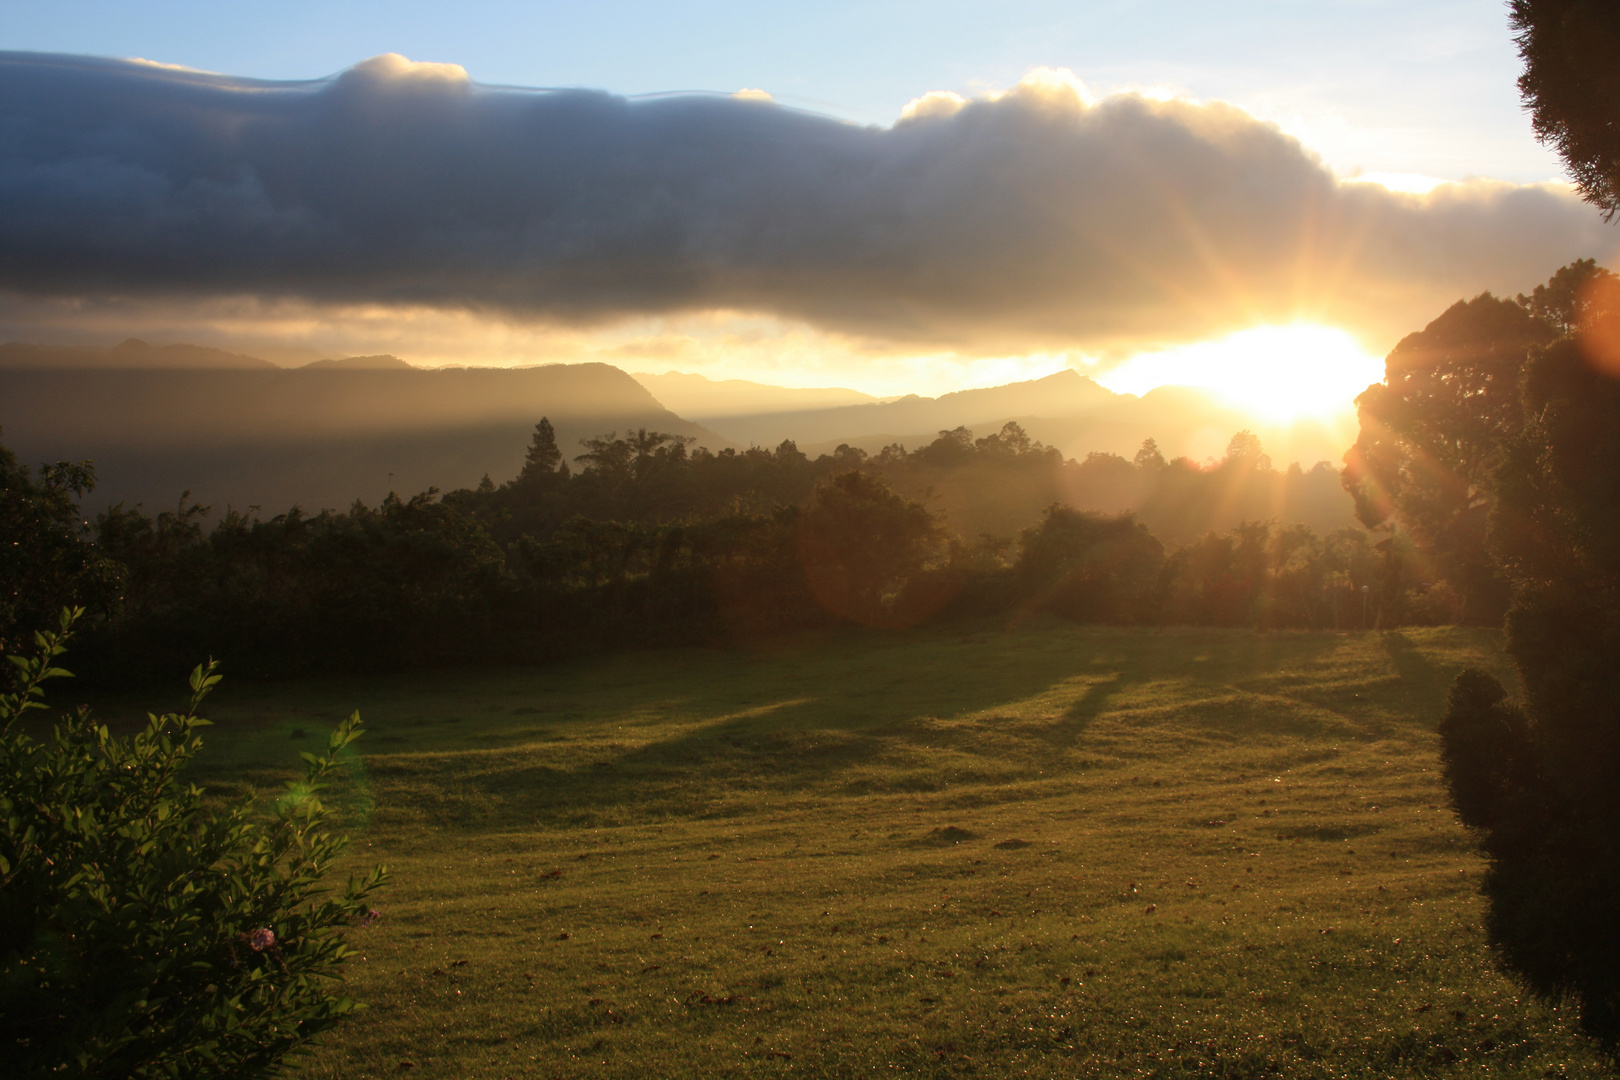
[1,52,1613,353]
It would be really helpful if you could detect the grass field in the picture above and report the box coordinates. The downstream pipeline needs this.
[112,619,1612,1077]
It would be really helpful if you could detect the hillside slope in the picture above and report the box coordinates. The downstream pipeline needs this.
[702,369,1115,447]
[632,370,878,418]
[0,363,728,512]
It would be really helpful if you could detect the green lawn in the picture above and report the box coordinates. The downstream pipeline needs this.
[121,619,1609,1077]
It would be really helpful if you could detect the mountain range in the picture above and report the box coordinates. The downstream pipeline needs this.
[655,368,1350,469]
[0,338,279,370]
[1,339,1356,513]
[0,357,722,512]
[630,370,878,418]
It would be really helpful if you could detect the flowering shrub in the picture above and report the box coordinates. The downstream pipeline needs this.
[0,609,387,1078]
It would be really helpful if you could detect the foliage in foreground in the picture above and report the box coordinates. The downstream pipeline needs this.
[0,611,386,1079]
[1341,260,1620,626]
[1439,315,1620,1051]
[1511,0,1620,218]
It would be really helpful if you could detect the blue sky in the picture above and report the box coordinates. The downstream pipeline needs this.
[4,0,1561,183]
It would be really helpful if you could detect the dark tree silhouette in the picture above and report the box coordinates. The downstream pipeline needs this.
[914,426,977,469]
[517,417,569,486]
[1342,291,1553,621]
[975,421,1033,457]
[1516,258,1619,336]
[1441,310,1620,1048]
[1016,506,1162,623]
[1511,0,1620,218]
[0,435,121,657]
[0,409,1386,679]
[797,471,947,627]
[574,430,637,487]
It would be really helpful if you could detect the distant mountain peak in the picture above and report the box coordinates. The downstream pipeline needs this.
[0,360,730,513]
[933,368,1108,403]
[301,354,415,371]
[687,366,1124,450]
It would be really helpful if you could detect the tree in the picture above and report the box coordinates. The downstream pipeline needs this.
[0,434,121,656]
[1015,506,1163,623]
[1342,292,1553,621]
[1067,451,1141,517]
[1160,521,1273,626]
[826,443,868,470]
[797,471,948,627]
[1516,258,1619,336]
[1223,430,1270,472]
[915,426,976,469]
[573,429,693,489]
[1439,298,1620,1048]
[974,421,1035,457]
[88,485,518,676]
[1510,0,1620,218]
[1,612,387,1077]
[517,417,569,486]
[573,431,636,486]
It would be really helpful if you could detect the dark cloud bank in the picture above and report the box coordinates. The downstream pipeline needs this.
[1,52,1612,352]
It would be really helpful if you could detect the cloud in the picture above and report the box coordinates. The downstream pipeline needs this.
[0,51,1614,355]
[899,90,968,123]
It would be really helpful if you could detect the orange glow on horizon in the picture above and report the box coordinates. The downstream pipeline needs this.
[1094,324,1385,424]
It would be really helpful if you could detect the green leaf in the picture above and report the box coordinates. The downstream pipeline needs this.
[2,615,385,1075]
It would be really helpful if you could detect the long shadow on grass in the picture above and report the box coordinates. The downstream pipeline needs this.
[1379,632,1445,711]
[1036,671,1132,748]
[388,628,1375,827]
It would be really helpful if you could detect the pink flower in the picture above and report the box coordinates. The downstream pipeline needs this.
[248,928,276,951]
[359,909,382,929]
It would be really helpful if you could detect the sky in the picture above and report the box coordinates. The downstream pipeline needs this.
[3,1,1617,412]
[0,1,1566,183]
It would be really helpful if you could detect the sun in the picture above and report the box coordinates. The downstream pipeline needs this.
[1095,324,1385,422]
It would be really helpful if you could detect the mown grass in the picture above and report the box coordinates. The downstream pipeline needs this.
[110,618,1612,1077]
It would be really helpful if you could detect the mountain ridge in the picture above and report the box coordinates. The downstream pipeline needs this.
[631,370,879,418]
[0,338,1355,506]
[0,362,728,512]
[0,337,280,370]
[694,369,1121,448]
[300,353,416,370]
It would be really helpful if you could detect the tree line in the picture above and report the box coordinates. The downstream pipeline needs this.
[3,412,1392,682]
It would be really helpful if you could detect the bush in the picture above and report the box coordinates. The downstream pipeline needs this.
[0,610,387,1078]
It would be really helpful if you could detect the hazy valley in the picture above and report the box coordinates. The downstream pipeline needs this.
[2,343,1352,527]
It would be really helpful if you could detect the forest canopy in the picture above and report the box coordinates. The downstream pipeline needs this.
[2,413,1377,681]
